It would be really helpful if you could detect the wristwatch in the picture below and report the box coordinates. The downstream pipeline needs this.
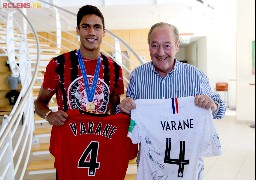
[44,110,52,119]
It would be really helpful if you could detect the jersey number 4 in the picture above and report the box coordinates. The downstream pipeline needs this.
[78,141,100,176]
[164,138,189,177]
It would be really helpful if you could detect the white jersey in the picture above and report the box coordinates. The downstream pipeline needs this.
[128,96,222,180]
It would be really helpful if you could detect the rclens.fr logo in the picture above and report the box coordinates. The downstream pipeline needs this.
[2,2,42,8]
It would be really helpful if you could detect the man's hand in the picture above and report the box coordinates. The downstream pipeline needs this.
[119,97,136,114]
[46,110,68,126]
[194,95,218,112]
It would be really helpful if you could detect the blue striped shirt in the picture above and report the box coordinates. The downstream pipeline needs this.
[126,60,226,119]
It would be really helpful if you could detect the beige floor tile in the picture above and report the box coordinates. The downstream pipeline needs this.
[212,161,242,172]
[235,172,255,180]
[203,177,221,180]
[204,168,238,180]
[238,164,255,174]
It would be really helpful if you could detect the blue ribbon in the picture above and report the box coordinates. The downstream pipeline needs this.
[77,49,101,102]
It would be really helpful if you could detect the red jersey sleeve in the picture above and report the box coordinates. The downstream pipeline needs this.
[42,59,60,92]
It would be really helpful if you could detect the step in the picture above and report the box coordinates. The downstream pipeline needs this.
[35,73,44,80]
[33,90,39,98]
[33,91,57,103]
[31,142,50,155]
[129,158,137,165]
[26,157,55,175]
[0,111,11,116]
[29,46,61,54]
[28,56,53,62]
[0,38,51,49]
[17,40,52,48]
[49,101,58,108]
[0,31,52,46]
[30,60,50,68]
[33,99,58,109]
[28,53,57,61]
[0,105,13,112]
[33,127,52,138]
[31,65,46,73]
[33,81,43,89]
[34,113,47,124]
[1,45,60,54]
[0,56,10,73]
[0,50,6,55]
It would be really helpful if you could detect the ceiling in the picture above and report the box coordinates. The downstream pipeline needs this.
[55,0,216,45]
[10,0,218,46]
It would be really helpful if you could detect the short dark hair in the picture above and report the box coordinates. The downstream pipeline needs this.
[77,5,105,29]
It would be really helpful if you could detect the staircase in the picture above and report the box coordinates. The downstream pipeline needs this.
[0,22,22,122]
[0,56,18,116]
[0,18,60,176]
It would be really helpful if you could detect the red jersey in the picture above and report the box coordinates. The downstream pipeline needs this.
[50,110,138,180]
[42,50,124,113]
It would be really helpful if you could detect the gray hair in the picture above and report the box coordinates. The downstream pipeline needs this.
[147,22,179,44]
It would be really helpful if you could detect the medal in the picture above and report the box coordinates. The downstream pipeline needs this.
[77,49,101,112]
[86,102,95,111]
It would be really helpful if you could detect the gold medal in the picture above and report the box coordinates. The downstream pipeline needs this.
[86,102,95,111]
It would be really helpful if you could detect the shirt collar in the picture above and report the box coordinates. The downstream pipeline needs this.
[150,59,180,75]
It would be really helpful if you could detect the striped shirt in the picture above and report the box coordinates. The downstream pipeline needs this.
[126,60,226,119]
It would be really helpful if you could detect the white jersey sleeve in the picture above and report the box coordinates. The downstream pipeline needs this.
[200,110,222,157]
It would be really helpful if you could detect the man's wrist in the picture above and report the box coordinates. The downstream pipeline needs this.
[44,110,52,119]
[213,101,219,112]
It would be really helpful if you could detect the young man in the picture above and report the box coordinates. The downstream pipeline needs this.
[34,5,137,179]
[35,5,124,125]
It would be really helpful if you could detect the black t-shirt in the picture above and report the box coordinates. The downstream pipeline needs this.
[5,90,20,105]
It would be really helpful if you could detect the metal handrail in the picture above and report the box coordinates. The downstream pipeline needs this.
[0,2,40,179]
[0,7,40,152]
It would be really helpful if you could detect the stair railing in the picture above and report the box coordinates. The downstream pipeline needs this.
[6,11,20,78]
[0,4,40,179]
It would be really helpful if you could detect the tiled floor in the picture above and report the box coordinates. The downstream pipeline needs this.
[23,109,255,180]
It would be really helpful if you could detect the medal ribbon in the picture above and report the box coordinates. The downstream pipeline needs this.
[77,49,101,102]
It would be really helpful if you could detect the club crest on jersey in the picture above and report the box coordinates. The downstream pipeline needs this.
[67,76,109,113]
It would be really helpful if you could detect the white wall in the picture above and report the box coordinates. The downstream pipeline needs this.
[236,0,255,122]
[174,1,255,122]
[185,43,197,67]
[195,38,207,74]
[175,0,238,109]
[205,1,237,109]
[176,47,186,61]
[185,37,207,74]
